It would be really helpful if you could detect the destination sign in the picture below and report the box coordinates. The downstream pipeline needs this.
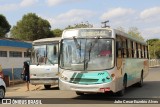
[79,29,112,37]
[62,29,112,38]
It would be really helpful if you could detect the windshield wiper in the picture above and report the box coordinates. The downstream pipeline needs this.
[73,36,80,49]
[73,36,100,72]
[46,57,55,65]
[84,36,100,71]
[88,36,100,52]
[73,36,83,63]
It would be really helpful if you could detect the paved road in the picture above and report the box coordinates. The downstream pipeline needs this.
[4,67,160,105]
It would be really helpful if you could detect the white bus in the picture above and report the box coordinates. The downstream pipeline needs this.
[30,37,60,89]
[59,28,149,96]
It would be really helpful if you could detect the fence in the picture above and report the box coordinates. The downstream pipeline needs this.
[149,59,160,67]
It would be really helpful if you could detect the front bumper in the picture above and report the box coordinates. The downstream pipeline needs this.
[30,78,58,85]
[59,78,116,93]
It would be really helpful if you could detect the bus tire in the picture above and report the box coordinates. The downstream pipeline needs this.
[137,71,143,87]
[76,91,84,96]
[44,85,51,89]
[117,75,127,96]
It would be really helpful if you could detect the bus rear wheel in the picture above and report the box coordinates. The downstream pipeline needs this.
[137,71,143,87]
[44,85,51,89]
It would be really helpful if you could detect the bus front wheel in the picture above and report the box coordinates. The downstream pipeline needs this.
[44,85,51,89]
[76,91,84,96]
[117,75,127,96]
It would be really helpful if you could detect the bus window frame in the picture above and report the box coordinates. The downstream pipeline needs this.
[31,43,59,65]
[59,38,116,71]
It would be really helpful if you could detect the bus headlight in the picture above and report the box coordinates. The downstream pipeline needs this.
[106,76,110,80]
[61,75,68,80]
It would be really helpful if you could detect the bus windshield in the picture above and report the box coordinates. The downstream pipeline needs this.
[31,44,58,65]
[60,38,114,71]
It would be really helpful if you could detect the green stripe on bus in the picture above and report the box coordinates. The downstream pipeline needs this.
[71,72,77,78]
[75,73,83,83]
[70,72,77,83]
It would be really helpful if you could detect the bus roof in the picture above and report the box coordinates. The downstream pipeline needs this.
[62,28,147,45]
[114,29,147,45]
[33,37,61,45]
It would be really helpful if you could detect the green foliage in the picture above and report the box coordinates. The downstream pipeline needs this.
[65,21,93,29]
[0,14,11,37]
[11,13,52,41]
[147,39,159,45]
[51,29,62,37]
[128,27,144,41]
[116,26,125,32]
[147,39,160,59]
[116,26,144,41]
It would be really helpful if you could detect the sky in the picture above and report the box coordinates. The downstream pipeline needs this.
[0,0,160,40]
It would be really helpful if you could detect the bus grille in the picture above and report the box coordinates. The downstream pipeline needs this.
[70,78,99,84]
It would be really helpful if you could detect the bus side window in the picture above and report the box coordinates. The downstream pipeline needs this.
[133,42,137,58]
[131,41,134,58]
[127,39,131,58]
[122,37,127,58]
[144,45,146,58]
[54,45,59,56]
[145,46,149,59]
[141,44,144,58]
[116,35,122,58]
[138,43,141,58]
[116,41,122,57]
[136,42,139,58]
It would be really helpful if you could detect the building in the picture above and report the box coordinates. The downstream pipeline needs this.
[0,38,32,80]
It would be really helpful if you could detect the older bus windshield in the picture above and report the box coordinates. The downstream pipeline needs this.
[31,44,58,65]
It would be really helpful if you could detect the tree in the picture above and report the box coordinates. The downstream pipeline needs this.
[147,39,160,59]
[116,26,144,41]
[155,41,160,58]
[116,26,125,32]
[128,27,144,41]
[11,13,52,41]
[51,29,63,37]
[0,14,11,37]
[65,21,93,29]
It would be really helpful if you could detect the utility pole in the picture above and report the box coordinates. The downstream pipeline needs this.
[101,20,110,28]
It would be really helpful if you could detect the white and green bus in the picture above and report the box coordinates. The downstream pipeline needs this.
[58,28,149,96]
[30,37,60,89]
